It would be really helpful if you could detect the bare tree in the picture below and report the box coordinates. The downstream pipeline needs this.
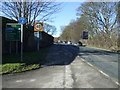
[1,0,60,26]
[60,16,89,43]
[77,2,118,34]
[1,0,61,51]
[44,23,56,35]
[61,2,119,50]
[76,2,119,49]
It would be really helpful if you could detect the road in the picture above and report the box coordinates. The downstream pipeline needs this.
[79,46,119,83]
[2,44,119,88]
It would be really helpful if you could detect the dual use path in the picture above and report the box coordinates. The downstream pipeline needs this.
[2,44,119,88]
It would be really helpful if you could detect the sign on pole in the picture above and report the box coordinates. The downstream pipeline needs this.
[19,17,27,62]
[6,23,21,41]
[19,17,27,24]
[34,22,43,52]
[34,22,44,31]
[82,31,88,39]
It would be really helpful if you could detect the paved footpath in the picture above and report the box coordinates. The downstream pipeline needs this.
[2,45,119,88]
[2,57,119,88]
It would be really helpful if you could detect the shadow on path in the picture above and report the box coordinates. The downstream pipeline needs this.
[39,44,79,66]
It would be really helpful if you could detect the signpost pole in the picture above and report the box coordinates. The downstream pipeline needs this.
[38,31,39,52]
[21,24,23,62]
[9,41,11,55]
[40,31,42,40]
[16,41,18,54]
[21,0,24,62]
[34,22,43,52]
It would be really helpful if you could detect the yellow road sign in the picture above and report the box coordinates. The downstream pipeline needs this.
[34,22,44,31]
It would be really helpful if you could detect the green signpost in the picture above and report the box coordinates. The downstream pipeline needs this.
[6,23,21,41]
[6,23,21,55]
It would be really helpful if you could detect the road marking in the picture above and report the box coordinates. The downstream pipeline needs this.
[88,53,118,68]
[87,62,94,67]
[115,82,120,86]
[16,80,23,82]
[30,79,36,82]
[81,58,94,68]
[79,57,120,86]
[83,57,110,78]
[98,70,110,77]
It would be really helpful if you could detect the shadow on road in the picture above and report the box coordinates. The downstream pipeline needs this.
[39,44,79,66]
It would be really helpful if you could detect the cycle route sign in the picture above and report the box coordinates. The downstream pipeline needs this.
[6,23,21,41]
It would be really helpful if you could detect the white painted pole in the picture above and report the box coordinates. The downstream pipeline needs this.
[21,24,23,62]
[21,0,24,62]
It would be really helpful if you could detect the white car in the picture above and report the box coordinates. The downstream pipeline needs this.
[67,41,72,44]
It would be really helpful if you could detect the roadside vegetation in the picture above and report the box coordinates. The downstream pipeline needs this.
[59,2,120,51]
[1,1,60,74]
[86,45,120,53]
[1,48,48,74]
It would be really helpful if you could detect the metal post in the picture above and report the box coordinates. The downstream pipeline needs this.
[9,41,11,55]
[21,0,24,62]
[21,24,23,62]
[40,31,42,40]
[37,31,39,52]
[16,41,18,54]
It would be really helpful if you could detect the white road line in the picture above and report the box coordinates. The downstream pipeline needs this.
[16,80,23,82]
[98,70,110,77]
[87,62,94,67]
[89,53,118,68]
[30,79,36,82]
[115,82,120,86]
[80,56,120,86]
[81,58,94,69]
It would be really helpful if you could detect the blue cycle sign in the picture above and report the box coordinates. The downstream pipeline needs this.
[19,17,27,24]
[18,17,27,61]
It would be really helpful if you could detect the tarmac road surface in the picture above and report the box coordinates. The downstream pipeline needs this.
[79,46,119,83]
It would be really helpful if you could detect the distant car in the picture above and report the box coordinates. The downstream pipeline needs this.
[67,41,72,44]
[75,41,83,46]
[62,41,67,44]
[60,41,63,43]
[64,41,67,44]
[54,41,58,43]
[62,41,65,44]
[57,40,59,43]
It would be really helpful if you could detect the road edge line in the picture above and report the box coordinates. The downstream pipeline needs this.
[77,56,120,86]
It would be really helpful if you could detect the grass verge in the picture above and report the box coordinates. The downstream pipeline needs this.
[1,47,48,74]
[87,45,120,52]
[111,50,120,53]
[0,63,40,74]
